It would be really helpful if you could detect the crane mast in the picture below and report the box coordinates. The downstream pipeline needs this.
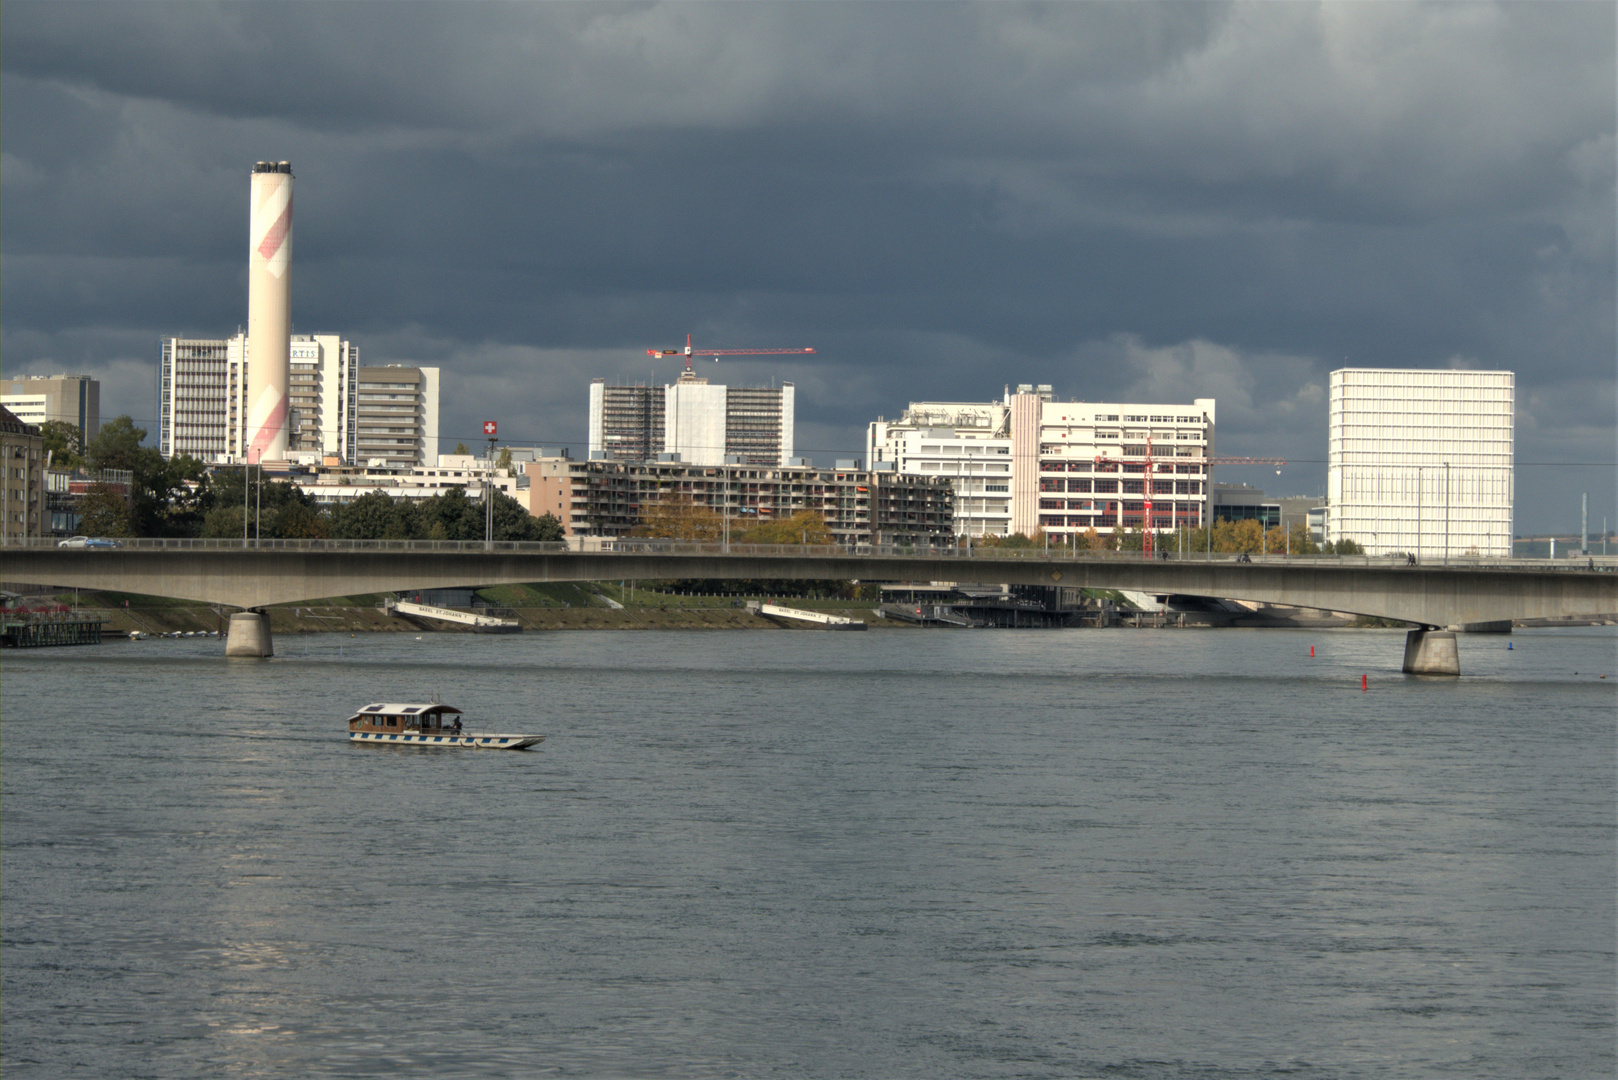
[1097,440,1289,558]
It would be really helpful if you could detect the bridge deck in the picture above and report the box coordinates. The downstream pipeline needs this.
[3,539,1614,630]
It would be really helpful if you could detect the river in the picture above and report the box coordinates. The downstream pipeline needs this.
[3,627,1614,1078]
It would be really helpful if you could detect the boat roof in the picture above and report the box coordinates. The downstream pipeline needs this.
[353,702,462,714]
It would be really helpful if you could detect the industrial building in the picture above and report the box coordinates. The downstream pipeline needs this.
[589,371,795,466]
[0,375,100,443]
[868,385,1217,540]
[1327,368,1514,557]
[522,454,954,546]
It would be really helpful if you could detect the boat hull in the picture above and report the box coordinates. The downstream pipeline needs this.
[349,731,544,750]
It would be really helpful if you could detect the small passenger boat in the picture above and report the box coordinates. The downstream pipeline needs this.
[345,702,544,750]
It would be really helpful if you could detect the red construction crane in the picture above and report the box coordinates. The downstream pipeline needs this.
[1096,440,1287,559]
[648,334,815,372]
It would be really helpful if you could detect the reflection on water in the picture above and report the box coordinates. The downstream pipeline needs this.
[3,627,1614,1078]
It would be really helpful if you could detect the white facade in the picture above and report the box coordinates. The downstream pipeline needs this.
[159,332,360,464]
[868,386,1215,539]
[2,396,49,425]
[588,373,794,465]
[293,458,518,507]
[868,401,1014,536]
[287,334,361,464]
[1327,368,1513,557]
[665,380,728,466]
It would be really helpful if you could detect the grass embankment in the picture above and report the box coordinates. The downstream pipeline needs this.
[52,583,916,634]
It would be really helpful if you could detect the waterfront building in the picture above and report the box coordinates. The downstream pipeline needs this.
[1327,368,1513,557]
[0,374,100,443]
[589,372,795,466]
[0,406,46,543]
[292,454,517,508]
[866,400,1014,537]
[523,454,954,546]
[868,385,1216,540]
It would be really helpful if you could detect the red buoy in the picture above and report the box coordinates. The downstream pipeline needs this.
[1310,645,1315,657]
[1361,674,1368,692]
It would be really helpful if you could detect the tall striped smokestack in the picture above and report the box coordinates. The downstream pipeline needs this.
[246,160,293,463]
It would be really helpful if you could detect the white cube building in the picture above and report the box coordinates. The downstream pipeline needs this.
[1327,368,1513,558]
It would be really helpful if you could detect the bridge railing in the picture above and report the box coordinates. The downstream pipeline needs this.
[8,534,1615,571]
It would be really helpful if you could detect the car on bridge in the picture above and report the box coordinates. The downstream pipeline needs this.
[57,536,121,549]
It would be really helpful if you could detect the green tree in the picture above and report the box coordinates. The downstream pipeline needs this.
[421,486,483,540]
[40,420,85,470]
[201,505,247,539]
[76,483,132,536]
[84,416,193,536]
[454,442,470,456]
[496,446,513,471]
[330,490,416,540]
[1330,537,1365,555]
[270,498,330,539]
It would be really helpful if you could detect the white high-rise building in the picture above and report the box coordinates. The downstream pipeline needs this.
[158,332,365,464]
[869,385,1216,538]
[588,371,795,466]
[1327,368,1514,558]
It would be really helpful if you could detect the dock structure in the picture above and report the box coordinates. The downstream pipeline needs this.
[383,597,521,633]
[1,609,106,648]
[749,601,867,630]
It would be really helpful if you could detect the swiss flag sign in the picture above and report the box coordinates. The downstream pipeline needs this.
[483,421,498,436]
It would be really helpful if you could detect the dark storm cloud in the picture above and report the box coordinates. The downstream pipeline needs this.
[2,1,1612,529]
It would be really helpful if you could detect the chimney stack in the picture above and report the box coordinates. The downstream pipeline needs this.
[246,161,293,463]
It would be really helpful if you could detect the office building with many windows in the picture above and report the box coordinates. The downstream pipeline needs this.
[589,372,795,466]
[355,365,440,468]
[1327,368,1513,557]
[157,334,440,466]
[523,454,953,545]
[869,385,1216,539]
[159,332,362,464]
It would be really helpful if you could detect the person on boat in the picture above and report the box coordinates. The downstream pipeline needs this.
[452,716,463,736]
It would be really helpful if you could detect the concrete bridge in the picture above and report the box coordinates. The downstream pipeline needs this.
[5,539,1614,674]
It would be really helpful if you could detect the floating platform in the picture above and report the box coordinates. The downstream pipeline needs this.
[2,612,105,648]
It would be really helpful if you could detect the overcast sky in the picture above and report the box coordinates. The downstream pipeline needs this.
[2,1,1612,532]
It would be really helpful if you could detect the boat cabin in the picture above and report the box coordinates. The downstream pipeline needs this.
[346,702,463,735]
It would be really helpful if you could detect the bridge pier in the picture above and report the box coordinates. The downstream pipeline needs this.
[224,611,274,658]
[1403,629,1459,676]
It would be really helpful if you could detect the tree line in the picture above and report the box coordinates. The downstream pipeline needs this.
[979,520,1364,556]
[45,416,562,542]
